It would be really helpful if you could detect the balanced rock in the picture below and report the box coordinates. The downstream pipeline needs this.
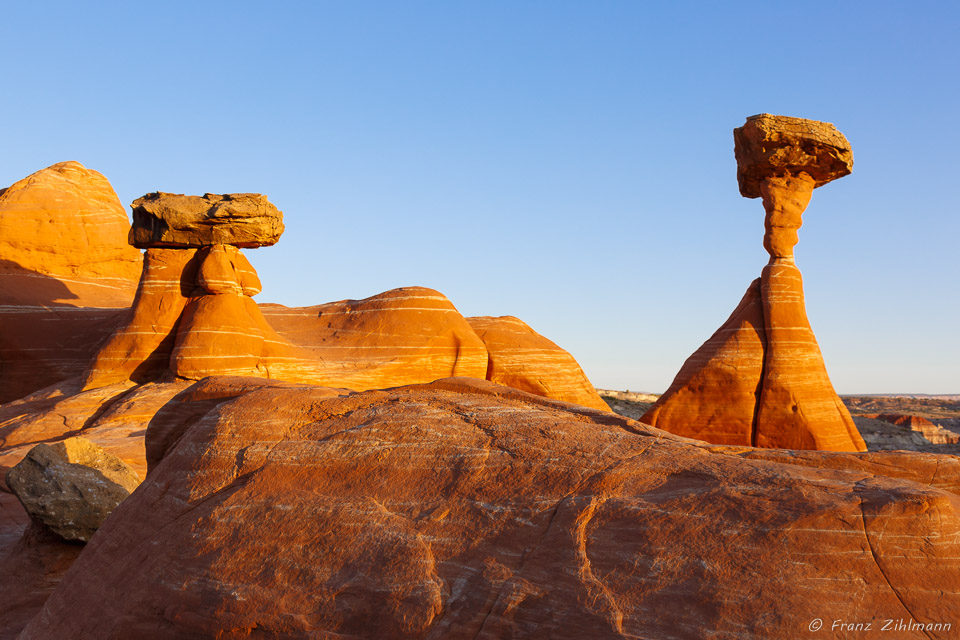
[5,437,141,542]
[17,378,960,638]
[85,190,294,389]
[129,192,284,249]
[643,115,865,451]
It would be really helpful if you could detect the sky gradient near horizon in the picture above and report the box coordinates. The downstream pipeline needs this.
[2,1,957,393]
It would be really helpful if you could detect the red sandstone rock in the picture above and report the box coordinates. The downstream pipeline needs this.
[641,280,766,445]
[0,524,81,640]
[129,192,284,248]
[643,115,864,452]
[755,261,865,450]
[260,286,490,388]
[84,243,297,386]
[0,162,142,403]
[0,379,190,636]
[467,315,609,411]
[0,161,142,287]
[82,249,197,388]
[15,377,960,639]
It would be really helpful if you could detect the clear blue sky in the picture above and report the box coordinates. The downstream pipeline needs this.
[2,1,957,393]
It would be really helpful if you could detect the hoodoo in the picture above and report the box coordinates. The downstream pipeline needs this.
[83,192,295,388]
[642,115,866,451]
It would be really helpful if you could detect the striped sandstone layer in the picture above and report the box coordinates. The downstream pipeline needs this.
[642,115,864,451]
[259,287,489,389]
[0,162,142,403]
[466,316,609,411]
[14,376,960,639]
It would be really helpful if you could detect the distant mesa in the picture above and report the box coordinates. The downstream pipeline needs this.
[642,114,866,452]
[867,413,960,445]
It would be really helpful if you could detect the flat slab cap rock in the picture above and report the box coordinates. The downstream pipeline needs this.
[129,192,284,248]
[734,114,853,198]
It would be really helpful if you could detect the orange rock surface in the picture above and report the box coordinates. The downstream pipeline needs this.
[643,115,865,452]
[260,287,490,388]
[0,162,142,403]
[0,161,142,287]
[13,377,960,638]
[466,316,609,411]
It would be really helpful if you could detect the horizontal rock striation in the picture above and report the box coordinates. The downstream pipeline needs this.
[466,315,609,411]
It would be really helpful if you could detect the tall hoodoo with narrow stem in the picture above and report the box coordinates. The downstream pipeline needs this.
[642,114,865,452]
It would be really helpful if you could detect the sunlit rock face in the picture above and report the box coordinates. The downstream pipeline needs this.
[467,315,609,412]
[15,377,960,639]
[643,115,866,452]
[0,162,142,403]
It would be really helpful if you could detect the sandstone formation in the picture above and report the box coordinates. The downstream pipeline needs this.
[5,437,140,542]
[467,315,609,411]
[257,292,608,411]
[16,377,960,639]
[0,162,142,403]
[0,166,609,413]
[870,413,960,445]
[84,193,296,388]
[0,161,142,286]
[129,192,284,248]
[260,287,489,388]
[643,115,866,452]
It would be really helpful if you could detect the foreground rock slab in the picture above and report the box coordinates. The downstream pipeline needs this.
[5,437,141,542]
[19,377,960,638]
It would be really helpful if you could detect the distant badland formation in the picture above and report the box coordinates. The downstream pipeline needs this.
[1,115,957,638]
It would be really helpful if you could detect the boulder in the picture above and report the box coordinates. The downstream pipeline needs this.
[5,437,141,542]
[16,377,960,638]
[129,192,284,248]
